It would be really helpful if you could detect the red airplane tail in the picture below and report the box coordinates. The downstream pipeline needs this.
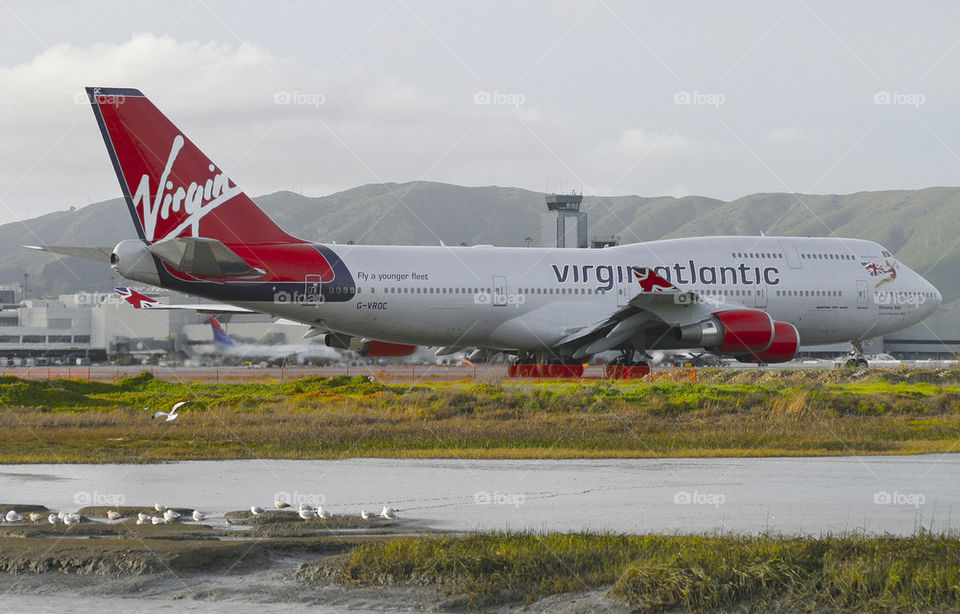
[86,87,299,246]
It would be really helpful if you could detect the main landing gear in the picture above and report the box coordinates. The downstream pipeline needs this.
[507,352,584,378]
[844,340,869,368]
[604,351,651,379]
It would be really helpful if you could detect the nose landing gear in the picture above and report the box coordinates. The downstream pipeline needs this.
[844,340,869,368]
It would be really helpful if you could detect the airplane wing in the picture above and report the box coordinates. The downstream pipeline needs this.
[555,267,737,359]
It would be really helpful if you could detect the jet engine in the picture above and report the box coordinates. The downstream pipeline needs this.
[323,333,416,357]
[734,321,799,364]
[674,308,775,354]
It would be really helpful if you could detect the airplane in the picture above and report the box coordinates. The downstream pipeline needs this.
[114,287,348,362]
[30,87,943,374]
[206,316,340,364]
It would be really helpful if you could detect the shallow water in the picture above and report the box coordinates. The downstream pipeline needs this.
[1,455,956,535]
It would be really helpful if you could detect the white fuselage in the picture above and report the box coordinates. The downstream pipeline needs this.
[219,236,940,352]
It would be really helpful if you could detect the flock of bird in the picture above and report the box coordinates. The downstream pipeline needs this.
[132,503,207,525]
[0,498,399,527]
[250,498,399,521]
[2,509,82,525]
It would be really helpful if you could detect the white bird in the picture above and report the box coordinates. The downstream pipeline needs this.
[152,400,188,422]
[380,506,398,520]
[191,510,206,522]
[298,508,317,520]
[250,506,265,515]
[154,503,166,512]
[48,513,61,525]
[360,509,374,520]
[137,512,150,523]
[29,512,44,523]
[317,506,331,519]
[63,513,81,525]
[274,499,290,510]
[5,510,23,522]
[151,516,165,525]
[163,509,181,523]
[57,511,66,520]
[298,503,312,512]
[136,518,146,525]
[106,510,122,520]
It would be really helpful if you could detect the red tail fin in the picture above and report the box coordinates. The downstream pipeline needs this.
[87,87,298,245]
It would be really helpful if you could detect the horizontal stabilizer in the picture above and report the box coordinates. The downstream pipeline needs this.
[147,237,264,278]
[24,245,113,263]
[115,286,255,314]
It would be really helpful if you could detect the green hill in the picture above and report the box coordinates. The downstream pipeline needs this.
[6,182,958,304]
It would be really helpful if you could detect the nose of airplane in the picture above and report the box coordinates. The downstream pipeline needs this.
[922,276,942,315]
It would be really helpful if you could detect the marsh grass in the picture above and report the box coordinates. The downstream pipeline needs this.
[332,532,960,611]
[1,370,959,462]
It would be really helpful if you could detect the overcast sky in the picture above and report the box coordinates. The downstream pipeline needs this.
[2,1,960,225]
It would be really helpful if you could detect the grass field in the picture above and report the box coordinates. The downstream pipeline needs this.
[324,531,960,611]
[1,369,960,462]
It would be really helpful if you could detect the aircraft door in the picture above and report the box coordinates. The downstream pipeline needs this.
[857,280,868,309]
[755,284,767,308]
[304,274,323,306]
[779,239,802,269]
[617,272,639,307]
[492,275,508,306]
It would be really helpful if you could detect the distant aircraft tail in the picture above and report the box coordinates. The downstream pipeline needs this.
[86,87,299,246]
[210,317,235,348]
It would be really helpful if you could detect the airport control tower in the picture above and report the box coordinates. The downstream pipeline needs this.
[543,192,587,248]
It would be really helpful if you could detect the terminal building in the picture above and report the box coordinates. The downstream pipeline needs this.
[0,291,314,366]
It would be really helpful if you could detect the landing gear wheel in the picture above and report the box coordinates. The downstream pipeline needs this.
[844,341,868,369]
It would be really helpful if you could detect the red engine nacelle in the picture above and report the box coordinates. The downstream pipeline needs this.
[323,333,417,357]
[675,308,775,354]
[362,340,417,357]
[735,321,799,364]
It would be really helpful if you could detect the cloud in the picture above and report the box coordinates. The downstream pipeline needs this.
[615,128,722,159]
[761,126,810,145]
[0,34,600,224]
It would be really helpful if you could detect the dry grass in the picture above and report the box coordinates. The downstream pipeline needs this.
[1,370,959,462]
[330,531,960,611]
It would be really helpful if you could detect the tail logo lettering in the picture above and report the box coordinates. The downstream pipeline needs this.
[131,134,242,242]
